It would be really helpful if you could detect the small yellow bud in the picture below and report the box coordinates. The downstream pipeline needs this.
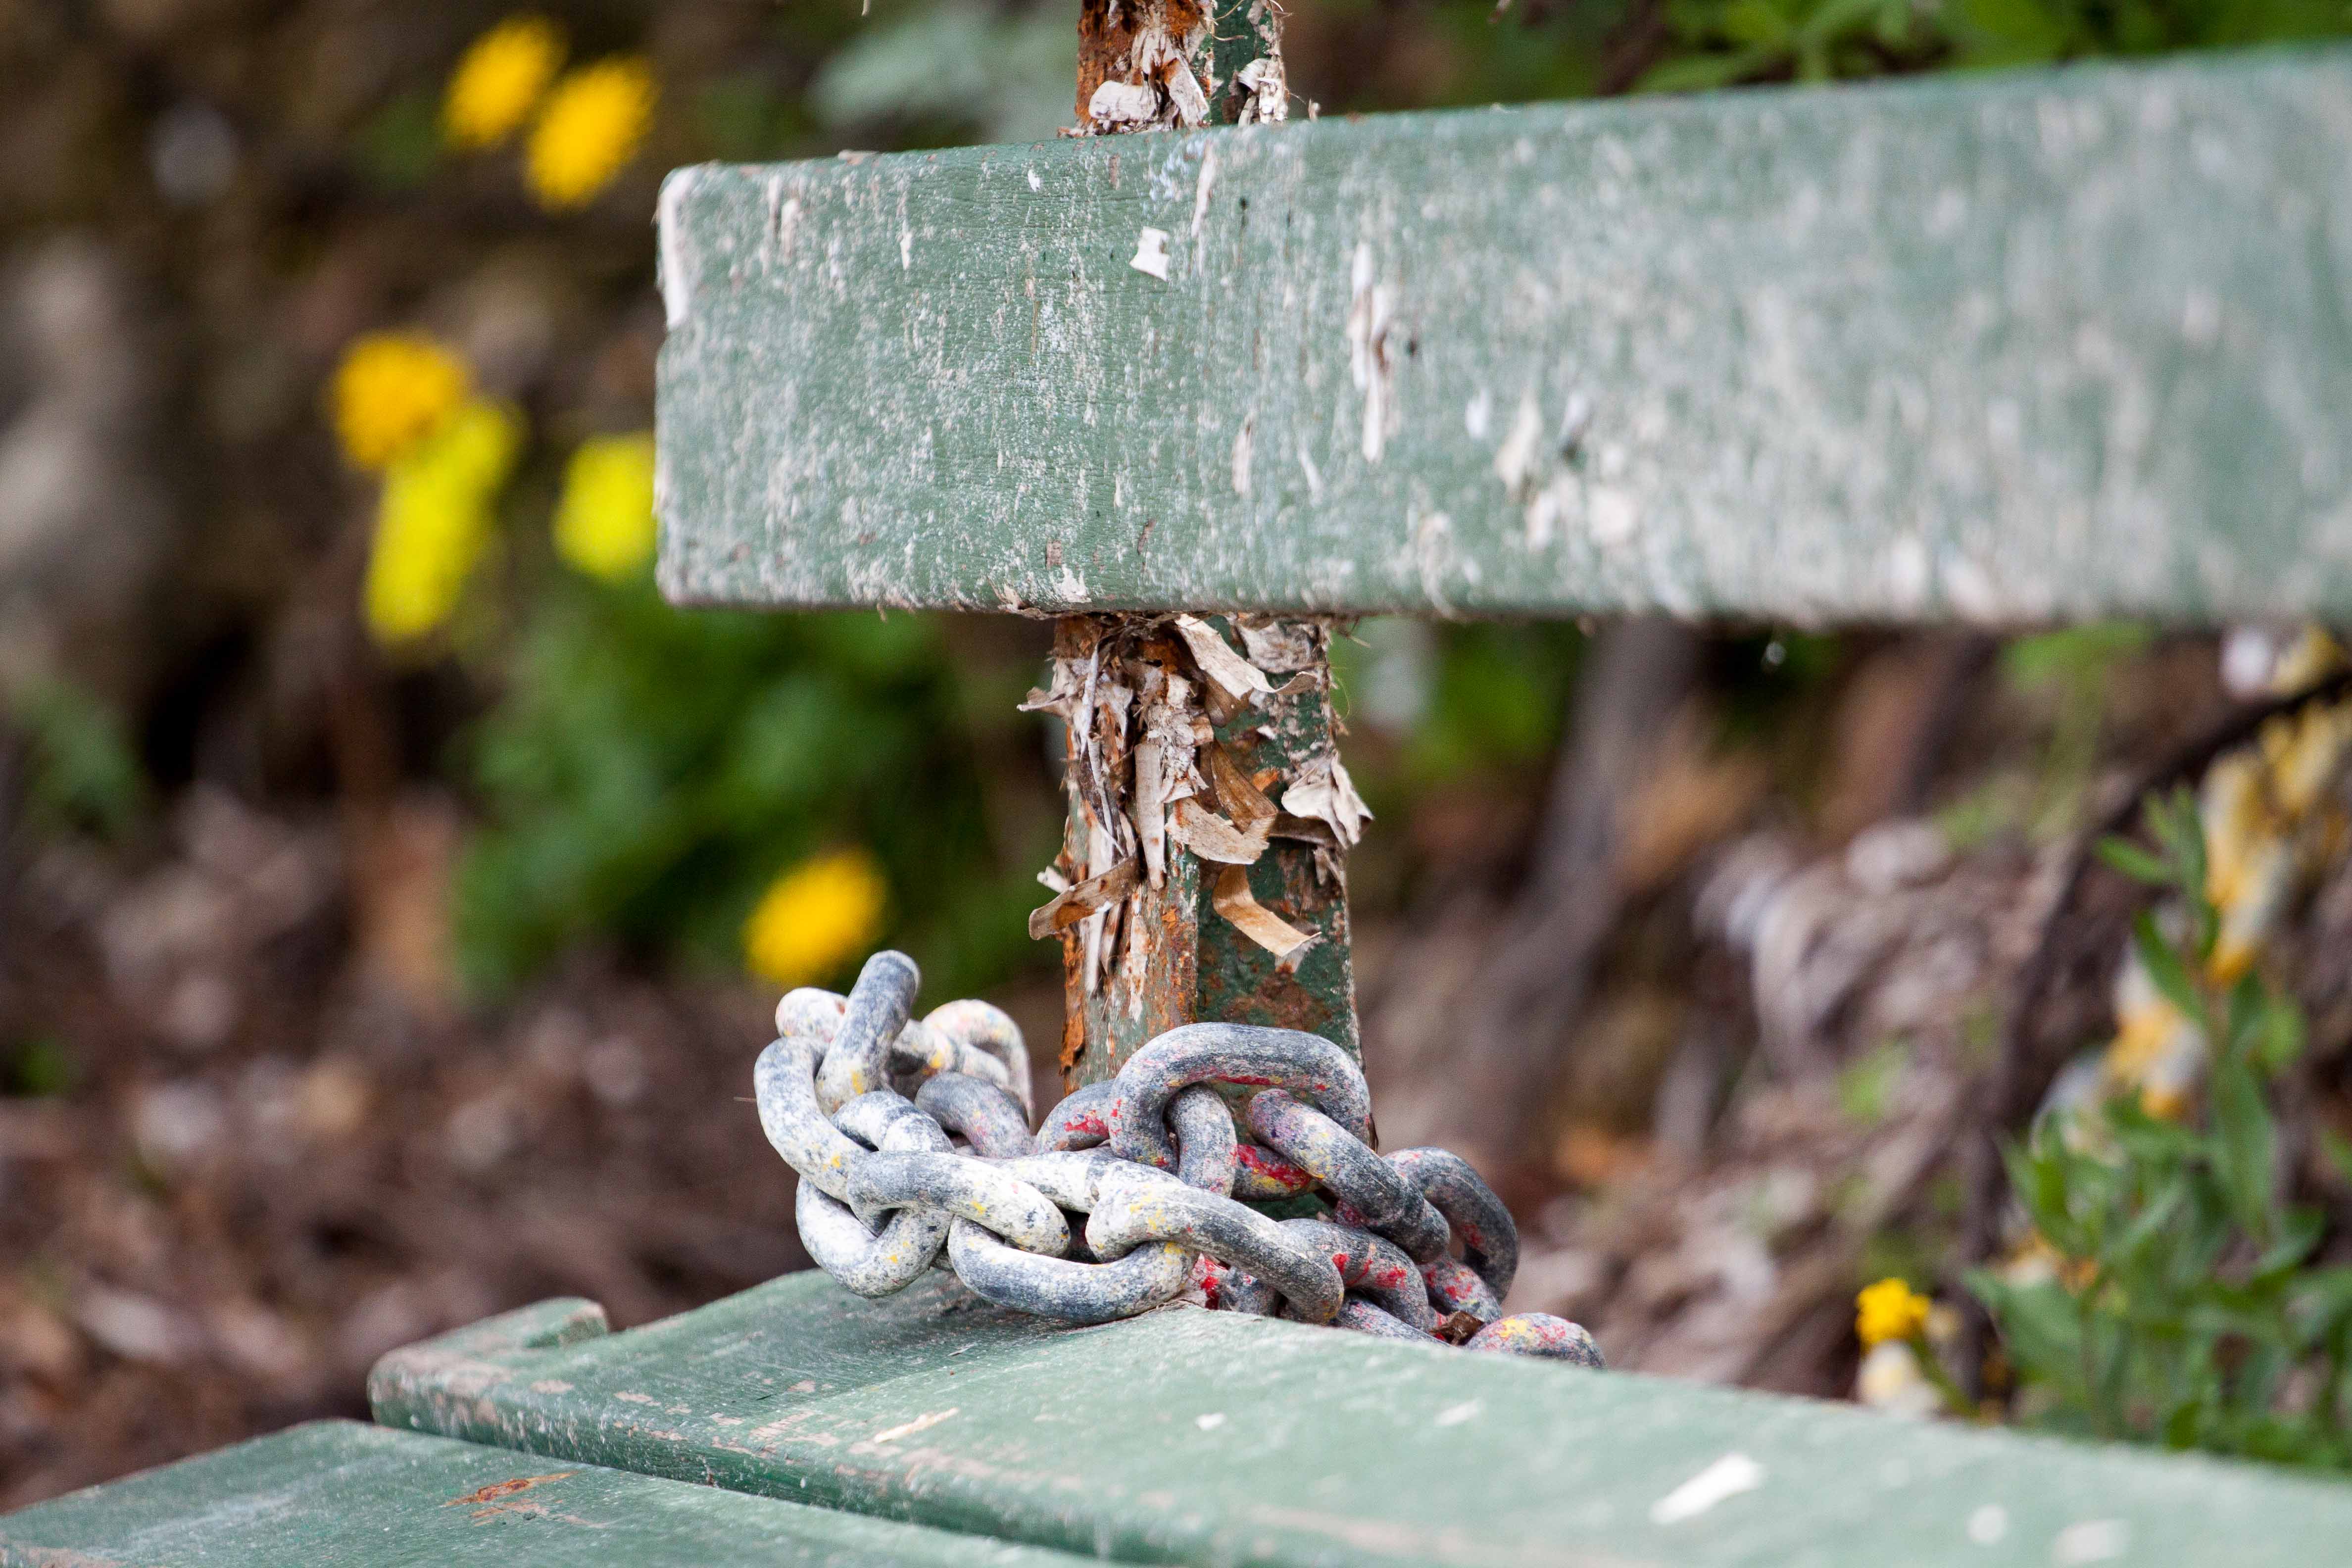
[1855,1277,1932,1348]
[330,332,471,472]
[362,399,523,645]
[444,17,567,150]
[743,850,889,990]
[553,433,657,582]
[526,57,657,211]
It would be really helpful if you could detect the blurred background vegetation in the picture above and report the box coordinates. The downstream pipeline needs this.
[10,0,2351,1011]
[8,0,2352,1510]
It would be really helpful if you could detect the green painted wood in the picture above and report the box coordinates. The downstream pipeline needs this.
[0,1419,1083,1567]
[372,1270,2352,1567]
[656,47,2352,626]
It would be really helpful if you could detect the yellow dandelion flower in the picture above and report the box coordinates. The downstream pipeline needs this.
[553,432,657,582]
[363,399,523,645]
[331,332,471,471]
[1855,1278,1932,1348]
[743,850,888,989]
[526,57,656,211]
[444,16,566,150]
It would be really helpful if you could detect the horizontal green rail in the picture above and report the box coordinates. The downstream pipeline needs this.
[0,1419,1084,1566]
[656,47,2352,625]
[372,1271,2352,1567]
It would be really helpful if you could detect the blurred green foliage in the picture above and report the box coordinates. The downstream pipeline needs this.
[1,1035,78,1099]
[1648,0,2352,89]
[453,574,1047,998]
[355,90,444,191]
[8,677,147,842]
[813,0,1080,145]
[1972,789,2352,1467]
[1644,0,1945,90]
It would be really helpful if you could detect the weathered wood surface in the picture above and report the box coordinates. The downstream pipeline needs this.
[657,47,2352,625]
[373,1270,2352,1566]
[0,1419,1084,1567]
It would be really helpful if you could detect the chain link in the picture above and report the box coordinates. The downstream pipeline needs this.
[752,951,1605,1363]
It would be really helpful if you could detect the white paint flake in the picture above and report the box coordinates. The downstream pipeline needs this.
[1649,1453,1764,1526]
[1411,510,1454,613]
[1173,615,1274,699]
[899,229,912,271]
[1433,1400,1482,1427]
[1525,476,1569,550]
[655,167,700,329]
[1231,412,1254,497]
[1195,1412,1226,1431]
[1345,243,1397,462]
[1589,486,1638,546]
[1493,393,1542,494]
[1966,1504,2008,1545]
[1191,146,1219,238]
[1129,227,1172,282]
[1162,59,1210,126]
[1465,388,1492,440]
[1296,437,1324,500]
[1235,54,1288,124]
[1026,166,1042,192]
[2051,1520,2128,1565]
[1089,80,1160,130]
[871,1408,959,1445]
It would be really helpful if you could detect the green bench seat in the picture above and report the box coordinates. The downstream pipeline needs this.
[367,1270,2352,1566]
[0,1418,1084,1567]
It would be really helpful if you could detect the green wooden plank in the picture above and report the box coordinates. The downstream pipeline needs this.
[0,1419,1084,1567]
[373,1270,2352,1566]
[656,47,2352,625]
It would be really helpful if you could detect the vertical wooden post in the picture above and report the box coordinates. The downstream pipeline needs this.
[1050,4,1337,1094]
[1044,614,1360,1093]
[1049,620,1358,1092]
[1076,1,1286,133]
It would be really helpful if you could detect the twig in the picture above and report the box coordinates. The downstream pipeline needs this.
[1954,664,2352,1394]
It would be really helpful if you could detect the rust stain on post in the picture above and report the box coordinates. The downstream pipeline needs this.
[1052,2,1334,1092]
[1038,615,1357,1092]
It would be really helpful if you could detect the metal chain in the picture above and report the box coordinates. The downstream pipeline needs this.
[753,951,1604,1366]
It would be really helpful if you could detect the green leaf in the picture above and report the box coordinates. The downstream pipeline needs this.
[2132,911,2207,1034]
[2256,995,2308,1076]
[2322,1128,2352,1189]
[2209,1057,2279,1239]
[2252,1208,2326,1285]
[2162,1396,2205,1450]
[2095,835,2174,886]
[2005,1137,2084,1254]
[2112,1174,2191,1261]
[1632,49,1778,94]
[9,676,148,841]
[1720,0,1798,47]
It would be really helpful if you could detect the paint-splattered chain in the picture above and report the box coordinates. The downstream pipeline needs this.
[754,950,1603,1363]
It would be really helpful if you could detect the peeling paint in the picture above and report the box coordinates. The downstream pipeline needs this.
[1345,243,1397,464]
[869,1408,960,1445]
[1191,145,1219,237]
[1649,1452,1765,1525]
[1129,227,1172,282]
